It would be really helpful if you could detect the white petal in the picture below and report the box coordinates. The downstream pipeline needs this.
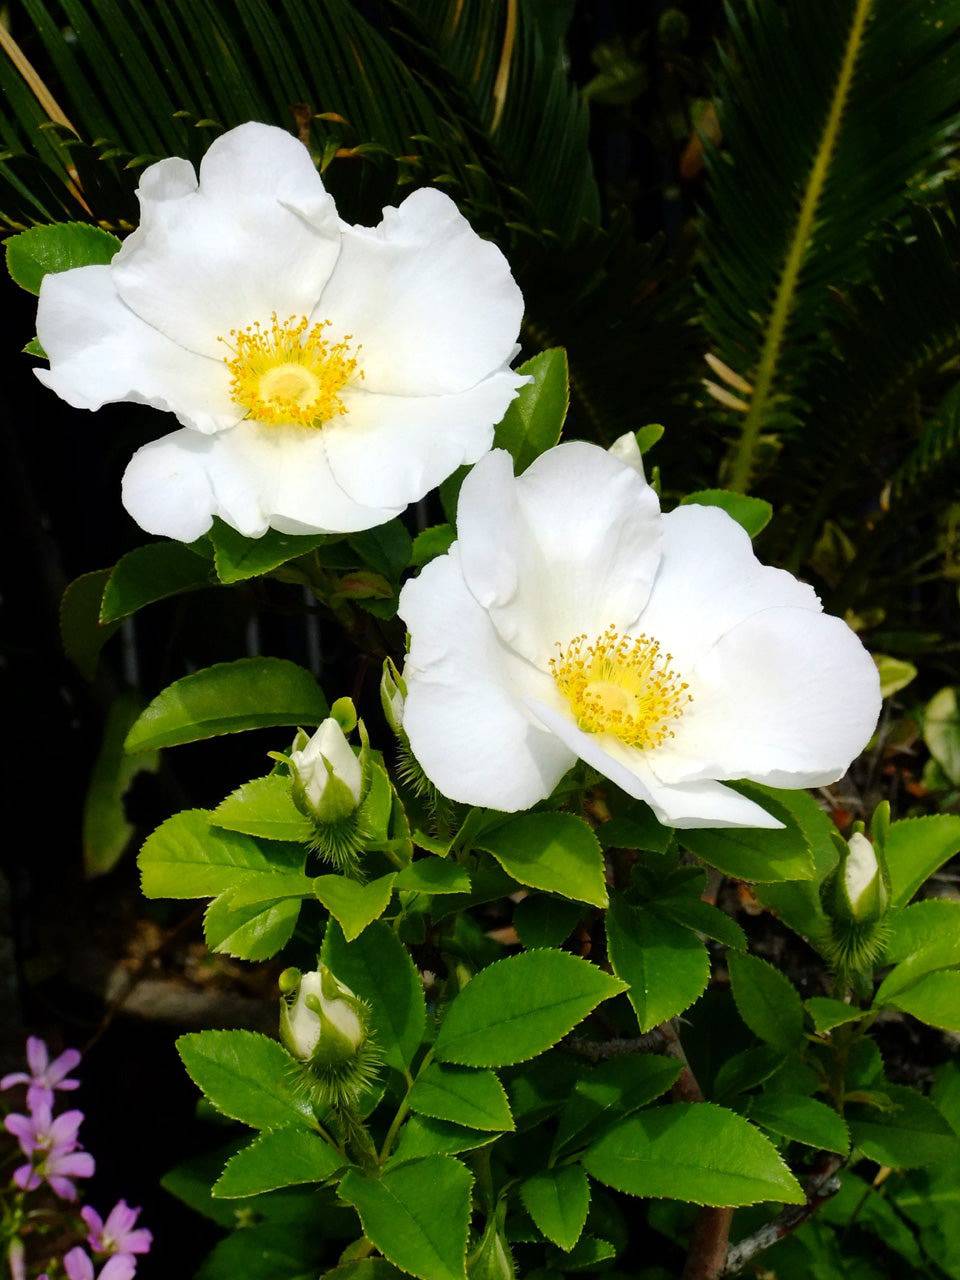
[399,549,575,811]
[637,504,821,670]
[527,698,782,829]
[648,605,881,788]
[121,422,401,541]
[456,442,662,665]
[35,265,236,433]
[317,188,523,396]
[112,122,341,358]
[608,431,646,477]
[322,371,525,509]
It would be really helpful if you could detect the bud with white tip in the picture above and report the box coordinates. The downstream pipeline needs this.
[380,658,407,739]
[290,718,363,825]
[838,831,888,925]
[279,964,379,1108]
[821,805,891,979]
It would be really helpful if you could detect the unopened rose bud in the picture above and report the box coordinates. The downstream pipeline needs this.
[280,965,366,1067]
[380,658,407,738]
[290,718,362,825]
[834,831,889,926]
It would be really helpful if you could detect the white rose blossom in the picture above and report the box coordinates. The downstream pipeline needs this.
[398,440,881,828]
[34,122,526,541]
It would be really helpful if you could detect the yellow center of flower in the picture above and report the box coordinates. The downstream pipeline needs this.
[222,314,361,427]
[550,625,691,750]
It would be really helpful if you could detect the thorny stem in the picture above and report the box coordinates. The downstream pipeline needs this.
[722,1156,844,1275]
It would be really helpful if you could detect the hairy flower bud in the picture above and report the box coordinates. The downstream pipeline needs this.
[380,658,407,738]
[290,718,362,825]
[280,965,365,1065]
[821,816,891,978]
[836,831,889,925]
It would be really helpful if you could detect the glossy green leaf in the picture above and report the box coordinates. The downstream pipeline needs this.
[747,1093,849,1154]
[924,686,960,784]
[125,657,328,752]
[849,1086,959,1168]
[195,1223,322,1280]
[339,1156,473,1280]
[213,1128,343,1197]
[583,1102,804,1206]
[314,873,397,942]
[395,859,471,896]
[474,811,607,907]
[203,889,301,961]
[433,950,626,1067]
[177,1030,315,1131]
[728,952,804,1053]
[884,899,960,964]
[207,520,330,584]
[681,785,814,883]
[804,997,863,1034]
[513,896,583,950]
[680,489,773,537]
[876,931,960,1003]
[886,971,960,1031]
[348,520,413,579]
[605,896,710,1032]
[411,525,456,569]
[493,348,569,471]
[408,1064,514,1132]
[100,541,215,623]
[521,1165,590,1251]
[60,569,120,680]
[388,1116,497,1167]
[83,692,160,878]
[874,654,918,699]
[886,815,960,907]
[139,809,304,900]
[656,895,747,951]
[6,220,119,293]
[322,920,426,1072]
[553,1054,681,1157]
[213,775,315,842]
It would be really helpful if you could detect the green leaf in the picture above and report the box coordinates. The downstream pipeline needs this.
[83,692,160,878]
[395,859,471,895]
[339,1156,473,1280]
[195,1223,322,1280]
[605,896,710,1033]
[583,1102,804,1207]
[874,654,918,699]
[680,490,772,537]
[139,809,304,900]
[203,890,301,961]
[5,220,119,293]
[886,815,960,907]
[876,931,960,1004]
[314,873,397,942]
[213,1128,343,1197]
[411,525,456,569]
[213,775,315,842]
[656,896,747,951]
[23,337,45,358]
[712,1046,787,1103]
[553,1055,681,1157]
[100,541,215,623]
[924,687,960,785]
[227,873,316,908]
[681,785,814,883]
[747,1093,849,1154]
[597,807,672,853]
[849,1086,959,1168]
[325,1265,406,1280]
[60,569,120,680]
[348,520,413,579]
[493,348,569,471]
[433,950,626,1067]
[322,920,425,1073]
[177,1030,316,1131]
[389,1116,497,1166]
[409,1064,514,1132]
[474,812,607,907]
[727,952,804,1053]
[884,899,960,964]
[886,972,960,1032]
[207,520,330,584]
[521,1166,590,1251]
[125,657,328,752]
[634,423,665,454]
[804,997,863,1035]
[513,896,583,949]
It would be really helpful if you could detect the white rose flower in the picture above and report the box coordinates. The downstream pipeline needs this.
[397,442,881,828]
[35,122,526,541]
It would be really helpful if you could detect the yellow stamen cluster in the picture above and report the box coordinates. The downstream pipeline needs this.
[222,314,360,428]
[550,625,691,750]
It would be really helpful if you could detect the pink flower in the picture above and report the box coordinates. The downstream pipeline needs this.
[62,1248,136,1280]
[1,1037,81,1112]
[82,1202,152,1258]
[4,1103,94,1200]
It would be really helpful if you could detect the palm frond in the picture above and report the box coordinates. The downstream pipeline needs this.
[891,382,960,506]
[699,0,960,490]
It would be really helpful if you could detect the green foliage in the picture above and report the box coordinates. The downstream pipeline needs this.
[313,874,398,943]
[679,490,772,537]
[213,1130,344,1198]
[5,220,119,292]
[125,657,328,752]
[82,691,159,877]
[606,895,710,1033]
[177,1030,317,1131]
[492,348,569,472]
[100,541,216,623]
[473,812,607,907]
[408,1064,514,1133]
[727,952,805,1053]
[520,1167,590,1252]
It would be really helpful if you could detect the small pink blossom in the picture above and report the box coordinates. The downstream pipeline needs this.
[4,1103,94,1200]
[62,1248,136,1280]
[82,1202,152,1258]
[1,1038,81,1112]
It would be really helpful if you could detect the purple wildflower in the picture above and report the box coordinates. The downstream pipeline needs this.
[4,1103,94,1200]
[82,1202,152,1259]
[62,1248,136,1280]
[1,1038,81,1113]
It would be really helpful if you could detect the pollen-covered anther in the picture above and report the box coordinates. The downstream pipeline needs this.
[222,313,361,427]
[550,624,691,750]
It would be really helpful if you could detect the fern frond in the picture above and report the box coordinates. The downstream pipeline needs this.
[891,382,960,506]
[700,0,960,490]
